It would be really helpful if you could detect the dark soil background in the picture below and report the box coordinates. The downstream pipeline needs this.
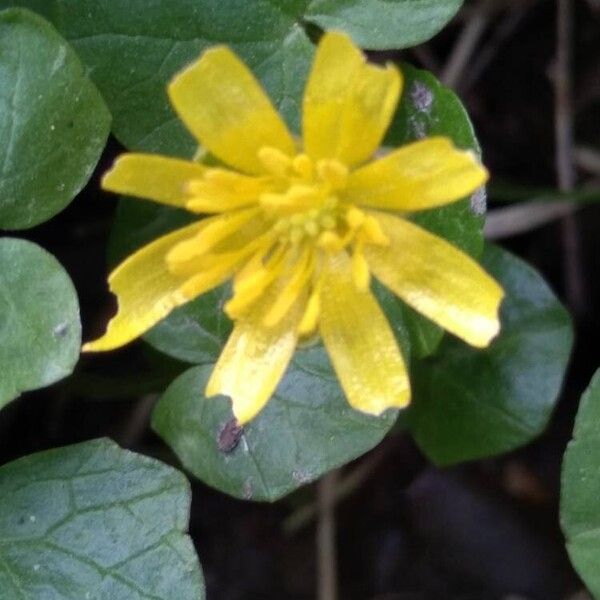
[1,1,599,598]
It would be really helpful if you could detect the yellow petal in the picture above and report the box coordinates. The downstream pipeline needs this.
[319,252,410,415]
[303,31,402,167]
[168,46,295,174]
[364,211,504,347]
[82,221,223,352]
[101,154,207,208]
[206,281,305,424]
[345,137,488,211]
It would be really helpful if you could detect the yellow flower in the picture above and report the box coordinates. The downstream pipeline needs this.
[83,31,503,424]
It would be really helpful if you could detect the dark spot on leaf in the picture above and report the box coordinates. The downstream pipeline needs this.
[217,418,243,453]
[53,322,69,337]
[410,81,434,113]
[18,515,25,525]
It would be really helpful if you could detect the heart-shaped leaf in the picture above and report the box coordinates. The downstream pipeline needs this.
[0,238,81,410]
[0,8,110,229]
[0,438,205,599]
[152,347,398,502]
[408,244,573,465]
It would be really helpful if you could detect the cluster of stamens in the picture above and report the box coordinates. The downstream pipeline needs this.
[174,146,391,333]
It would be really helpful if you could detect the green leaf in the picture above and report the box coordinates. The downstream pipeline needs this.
[0,8,110,229]
[53,2,314,154]
[0,238,81,409]
[0,0,54,21]
[0,438,205,599]
[561,370,600,597]
[304,0,463,49]
[152,348,398,502]
[408,244,573,465]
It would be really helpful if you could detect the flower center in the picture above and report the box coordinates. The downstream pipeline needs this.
[256,146,351,249]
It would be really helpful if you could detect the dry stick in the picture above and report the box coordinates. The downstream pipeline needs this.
[317,470,339,600]
[441,0,494,88]
[285,446,389,535]
[575,146,600,174]
[485,201,578,239]
[410,44,441,73]
[118,394,157,448]
[555,0,585,313]
[461,1,537,93]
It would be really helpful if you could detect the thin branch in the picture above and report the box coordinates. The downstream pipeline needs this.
[441,0,494,88]
[317,470,339,600]
[118,394,157,448]
[485,201,577,239]
[462,1,537,93]
[285,447,388,535]
[555,0,585,312]
[575,145,600,174]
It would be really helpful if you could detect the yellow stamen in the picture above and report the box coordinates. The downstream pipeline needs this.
[292,154,313,180]
[317,159,348,189]
[362,214,390,246]
[298,283,321,336]
[226,246,287,318]
[345,206,366,230]
[166,208,258,267]
[352,243,371,291]
[317,231,345,253]
[258,146,292,177]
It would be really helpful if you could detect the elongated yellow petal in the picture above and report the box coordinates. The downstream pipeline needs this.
[345,137,488,211]
[364,212,504,347]
[319,252,410,415]
[83,222,209,352]
[206,281,305,424]
[101,154,206,208]
[303,31,401,167]
[169,47,295,174]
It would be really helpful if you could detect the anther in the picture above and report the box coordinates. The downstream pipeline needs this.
[317,160,348,189]
[292,154,314,180]
[258,146,292,178]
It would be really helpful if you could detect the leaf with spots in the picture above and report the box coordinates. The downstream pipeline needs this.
[152,347,398,502]
[0,238,81,410]
[378,62,487,358]
[0,438,205,599]
[0,8,110,229]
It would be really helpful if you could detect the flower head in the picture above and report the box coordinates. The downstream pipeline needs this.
[84,31,503,424]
